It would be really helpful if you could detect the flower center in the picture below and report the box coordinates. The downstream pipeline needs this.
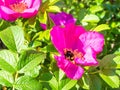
[64,48,83,61]
[9,2,28,13]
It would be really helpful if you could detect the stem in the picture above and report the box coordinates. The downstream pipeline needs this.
[46,12,52,29]
[12,72,19,90]
[12,86,15,90]
[15,72,19,81]
[88,70,100,74]
[0,20,4,26]
[2,86,7,90]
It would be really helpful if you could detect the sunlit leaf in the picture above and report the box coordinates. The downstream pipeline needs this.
[43,30,50,41]
[82,14,100,23]
[94,24,110,32]
[78,74,89,89]
[41,44,57,53]
[113,56,120,69]
[59,69,65,81]
[95,0,104,4]
[90,6,103,13]
[116,70,120,76]
[49,75,58,90]
[15,76,42,90]
[99,70,119,88]
[18,50,46,73]
[47,6,61,12]
[25,66,41,78]
[99,54,119,88]
[0,26,24,52]
[60,79,77,90]
[40,72,58,90]
[0,50,17,73]
[0,70,14,87]
[39,11,47,24]
[49,0,60,5]
[38,30,50,41]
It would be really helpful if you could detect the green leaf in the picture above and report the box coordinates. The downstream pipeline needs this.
[47,6,61,12]
[78,74,89,89]
[113,56,120,69]
[90,6,103,13]
[41,44,57,53]
[14,76,42,90]
[60,79,77,90]
[18,50,45,73]
[0,85,2,90]
[99,54,116,69]
[95,0,104,4]
[59,69,65,81]
[78,9,87,22]
[40,72,58,90]
[40,72,53,81]
[99,54,120,88]
[39,11,47,24]
[116,70,120,76]
[0,50,17,73]
[43,30,50,41]
[94,24,110,32]
[0,26,24,52]
[99,70,119,88]
[89,74,102,90]
[49,0,60,5]
[0,21,10,31]
[25,66,41,78]
[38,30,50,41]
[53,69,64,82]
[82,14,100,23]
[49,75,58,90]
[0,70,14,87]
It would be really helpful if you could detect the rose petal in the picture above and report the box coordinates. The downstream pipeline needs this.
[62,23,85,50]
[0,0,4,5]
[50,26,66,54]
[0,6,19,21]
[24,0,33,8]
[55,56,84,79]
[4,0,16,6]
[0,0,41,21]
[26,0,41,9]
[22,8,38,18]
[75,47,98,66]
[49,12,76,26]
[40,23,47,30]
[79,31,104,53]
[22,0,41,18]
[50,23,85,54]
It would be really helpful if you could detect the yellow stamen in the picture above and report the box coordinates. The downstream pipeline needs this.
[64,48,84,61]
[9,2,28,13]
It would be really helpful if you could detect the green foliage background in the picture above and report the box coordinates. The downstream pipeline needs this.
[0,0,120,90]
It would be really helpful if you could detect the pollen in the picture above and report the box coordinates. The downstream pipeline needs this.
[9,2,28,13]
[64,48,84,61]
[64,49,74,60]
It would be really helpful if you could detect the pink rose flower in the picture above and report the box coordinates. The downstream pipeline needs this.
[40,12,76,30]
[0,0,41,21]
[50,23,104,79]
[49,12,76,26]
